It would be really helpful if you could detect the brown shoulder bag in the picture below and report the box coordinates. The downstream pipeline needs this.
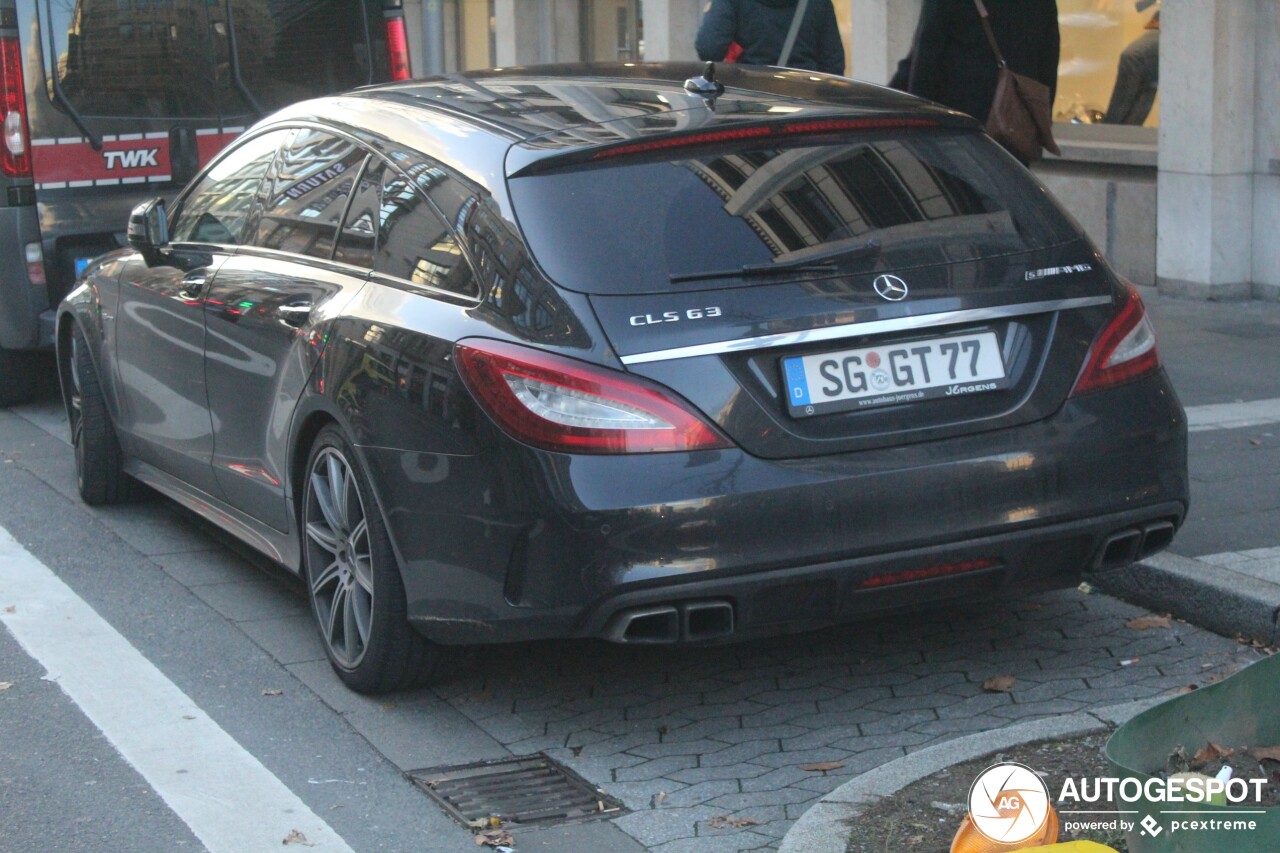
[973,0,1060,164]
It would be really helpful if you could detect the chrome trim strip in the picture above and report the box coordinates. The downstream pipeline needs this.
[618,295,1112,365]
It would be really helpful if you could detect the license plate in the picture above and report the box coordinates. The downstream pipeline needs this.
[782,330,1007,417]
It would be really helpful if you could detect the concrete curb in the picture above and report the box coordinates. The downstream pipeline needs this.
[1095,553,1280,644]
[777,697,1163,853]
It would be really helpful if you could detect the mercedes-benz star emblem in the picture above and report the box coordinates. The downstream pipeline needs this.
[873,274,909,302]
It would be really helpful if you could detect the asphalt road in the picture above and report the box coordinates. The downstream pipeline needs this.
[1,287,1277,852]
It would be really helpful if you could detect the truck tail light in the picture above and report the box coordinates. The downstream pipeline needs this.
[384,5,412,81]
[0,35,32,177]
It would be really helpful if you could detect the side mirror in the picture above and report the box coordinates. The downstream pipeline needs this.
[127,198,168,259]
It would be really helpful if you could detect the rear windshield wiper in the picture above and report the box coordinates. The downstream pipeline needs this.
[670,238,881,285]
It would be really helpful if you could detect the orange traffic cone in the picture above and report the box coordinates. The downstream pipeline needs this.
[950,805,1060,852]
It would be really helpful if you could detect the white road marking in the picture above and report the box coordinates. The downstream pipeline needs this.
[0,526,353,853]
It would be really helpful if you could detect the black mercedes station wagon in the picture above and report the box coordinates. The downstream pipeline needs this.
[58,63,1187,693]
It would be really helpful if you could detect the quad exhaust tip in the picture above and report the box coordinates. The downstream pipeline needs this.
[607,601,735,644]
[1094,520,1178,571]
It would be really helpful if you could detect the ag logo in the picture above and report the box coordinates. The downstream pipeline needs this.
[965,762,1054,844]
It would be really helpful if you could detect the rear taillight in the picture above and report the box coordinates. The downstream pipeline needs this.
[0,35,31,177]
[455,339,731,454]
[1070,283,1160,396]
[383,6,412,81]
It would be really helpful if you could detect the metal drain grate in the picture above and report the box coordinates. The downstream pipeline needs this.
[409,753,627,828]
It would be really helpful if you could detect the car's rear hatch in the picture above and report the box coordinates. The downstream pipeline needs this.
[506,98,1115,459]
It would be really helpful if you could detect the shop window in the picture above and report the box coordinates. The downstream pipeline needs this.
[1055,0,1160,130]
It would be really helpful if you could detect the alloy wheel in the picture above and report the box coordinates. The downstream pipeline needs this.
[304,447,375,669]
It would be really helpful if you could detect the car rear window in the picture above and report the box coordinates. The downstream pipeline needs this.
[508,130,1082,295]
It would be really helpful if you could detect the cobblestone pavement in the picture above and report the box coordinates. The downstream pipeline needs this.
[434,590,1255,852]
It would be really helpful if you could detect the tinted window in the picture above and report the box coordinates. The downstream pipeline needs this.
[169,130,288,245]
[255,129,365,259]
[333,158,384,269]
[509,132,1082,294]
[28,0,384,128]
[336,160,478,298]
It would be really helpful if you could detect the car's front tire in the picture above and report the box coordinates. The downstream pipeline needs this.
[302,425,443,693]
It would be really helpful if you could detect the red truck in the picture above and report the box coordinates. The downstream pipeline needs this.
[0,0,410,403]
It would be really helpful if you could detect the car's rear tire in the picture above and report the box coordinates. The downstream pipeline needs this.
[0,344,39,407]
[302,425,444,693]
[67,326,140,505]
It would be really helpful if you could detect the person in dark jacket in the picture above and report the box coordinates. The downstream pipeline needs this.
[695,0,845,76]
[906,0,1059,123]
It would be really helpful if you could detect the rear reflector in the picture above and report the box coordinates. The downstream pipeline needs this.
[0,36,31,177]
[1070,283,1160,396]
[857,558,998,589]
[24,241,44,287]
[455,339,730,454]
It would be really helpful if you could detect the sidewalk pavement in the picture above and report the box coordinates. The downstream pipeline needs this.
[779,288,1280,853]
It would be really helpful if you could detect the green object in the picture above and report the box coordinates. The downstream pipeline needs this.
[1105,653,1279,852]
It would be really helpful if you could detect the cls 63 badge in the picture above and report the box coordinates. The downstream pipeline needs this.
[629,306,722,326]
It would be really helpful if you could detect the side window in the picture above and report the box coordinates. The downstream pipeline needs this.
[169,130,290,245]
[255,129,366,260]
[336,159,479,299]
[334,159,385,269]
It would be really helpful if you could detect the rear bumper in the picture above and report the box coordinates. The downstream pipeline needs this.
[374,372,1187,644]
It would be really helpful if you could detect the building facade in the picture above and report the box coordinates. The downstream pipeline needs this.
[397,0,1279,300]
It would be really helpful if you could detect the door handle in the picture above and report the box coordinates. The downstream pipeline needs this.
[277,300,313,327]
[178,273,206,302]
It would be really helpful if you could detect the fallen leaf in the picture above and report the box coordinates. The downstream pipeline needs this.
[983,675,1016,693]
[466,817,502,830]
[1127,615,1172,630]
[709,815,763,829]
[262,688,284,696]
[1192,742,1234,766]
[799,761,845,772]
[2,605,14,613]
[1250,438,1263,446]
[474,828,514,847]
[0,681,12,690]
[1251,745,1280,762]
[282,829,315,847]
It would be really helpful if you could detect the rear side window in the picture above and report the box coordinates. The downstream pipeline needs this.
[335,160,478,298]
[509,131,1082,294]
[255,129,365,260]
[29,0,384,129]
[169,130,289,245]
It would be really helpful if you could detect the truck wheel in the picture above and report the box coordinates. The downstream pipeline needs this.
[66,327,139,505]
[0,345,38,407]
